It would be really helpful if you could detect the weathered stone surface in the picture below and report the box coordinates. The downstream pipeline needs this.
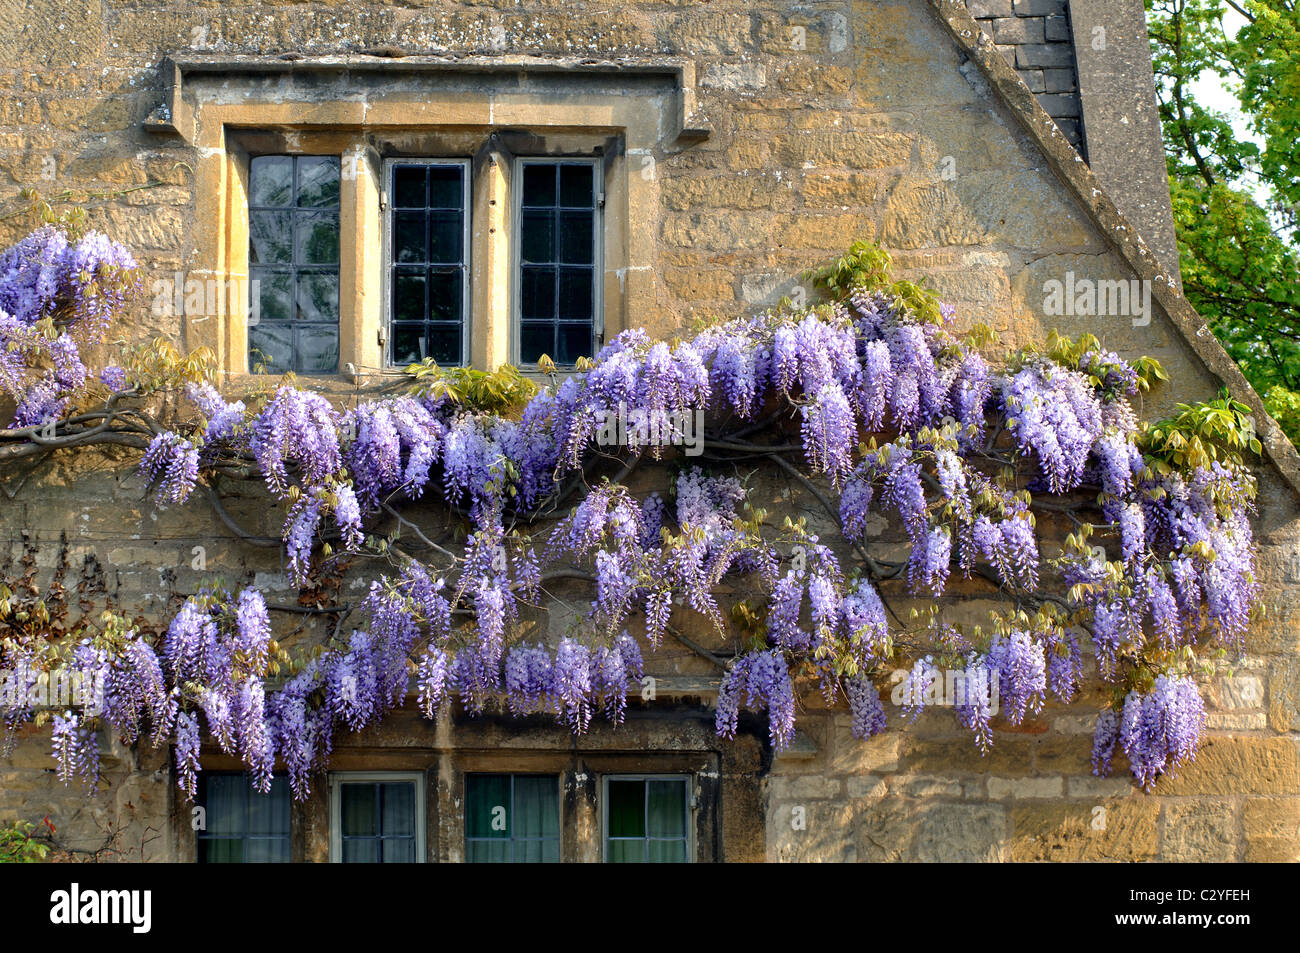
[766,774,844,802]
[775,131,913,171]
[1069,0,1182,285]
[1241,798,1300,862]
[987,776,1064,799]
[848,800,907,861]
[767,799,859,862]
[914,803,1008,861]
[801,171,885,208]
[1156,737,1300,797]
[1011,799,1160,861]
[880,174,989,248]
[1161,801,1238,862]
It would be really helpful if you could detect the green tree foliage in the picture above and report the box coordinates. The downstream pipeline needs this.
[1147,0,1300,445]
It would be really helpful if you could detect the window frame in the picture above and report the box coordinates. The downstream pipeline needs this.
[381,156,474,369]
[463,771,563,863]
[600,773,694,864]
[184,63,680,381]
[511,156,605,369]
[328,770,428,864]
[194,771,293,864]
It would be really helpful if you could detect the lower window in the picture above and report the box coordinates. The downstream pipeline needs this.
[603,775,691,863]
[196,773,292,863]
[465,773,561,862]
[329,772,426,863]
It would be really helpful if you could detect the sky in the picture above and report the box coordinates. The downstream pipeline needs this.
[1184,7,1259,147]
[1176,4,1282,221]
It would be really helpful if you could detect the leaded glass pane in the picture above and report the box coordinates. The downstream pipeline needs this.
[387,162,467,366]
[516,160,598,365]
[247,155,339,373]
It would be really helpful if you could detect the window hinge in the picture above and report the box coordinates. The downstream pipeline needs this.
[378,325,387,346]
[379,189,388,211]
[597,191,605,209]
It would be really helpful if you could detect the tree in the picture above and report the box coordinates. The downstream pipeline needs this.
[1147,0,1300,444]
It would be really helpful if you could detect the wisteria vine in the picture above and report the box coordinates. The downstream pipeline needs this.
[0,230,1262,800]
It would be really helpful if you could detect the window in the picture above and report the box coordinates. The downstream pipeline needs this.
[235,146,613,377]
[247,154,341,374]
[386,159,471,367]
[464,773,561,862]
[603,776,691,863]
[329,772,426,863]
[184,61,686,379]
[516,159,602,366]
[195,773,292,863]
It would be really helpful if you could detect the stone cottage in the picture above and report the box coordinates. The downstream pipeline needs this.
[0,0,1296,862]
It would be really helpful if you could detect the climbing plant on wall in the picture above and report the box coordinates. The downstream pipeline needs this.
[0,226,1264,801]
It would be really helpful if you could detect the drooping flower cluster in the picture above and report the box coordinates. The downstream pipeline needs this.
[344,396,445,509]
[1002,361,1103,493]
[51,712,99,794]
[1090,709,1121,777]
[445,631,646,732]
[846,675,888,739]
[801,381,857,486]
[1097,675,1206,790]
[0,226,138,426]
[849,292,956,432]
[1064,455,1260,685]
[99,365,128,392]
[250,386,343,495]
[186,382,245,446]
[139,432,200,506]
[951,656,995,751]
[840,578,890,669]
[716,650,796,749]
[899,656,940,722]
[985,630,1047,726]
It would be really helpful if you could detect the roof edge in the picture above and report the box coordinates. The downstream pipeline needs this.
[926,0,1300,499]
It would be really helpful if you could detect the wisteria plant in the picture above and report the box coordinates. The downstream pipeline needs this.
[0,230,1263,801]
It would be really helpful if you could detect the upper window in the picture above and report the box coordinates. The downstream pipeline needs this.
[516,159,601,366]
[386,159,471,367]
[329,771,426,863]
[248,155,341,374]
[464,773,561,863]
[196,773,292,863]
[603,776,691,863]
[238,146,609,377]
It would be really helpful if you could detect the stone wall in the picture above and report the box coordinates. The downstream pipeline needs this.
[0,0,1295,862]
[966,0,1083,150]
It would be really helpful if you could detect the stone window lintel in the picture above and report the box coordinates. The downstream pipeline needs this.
[155,54,709,383]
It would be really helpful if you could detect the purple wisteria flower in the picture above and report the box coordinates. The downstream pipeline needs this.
[846,675,887,739]
[715,650,796,750]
